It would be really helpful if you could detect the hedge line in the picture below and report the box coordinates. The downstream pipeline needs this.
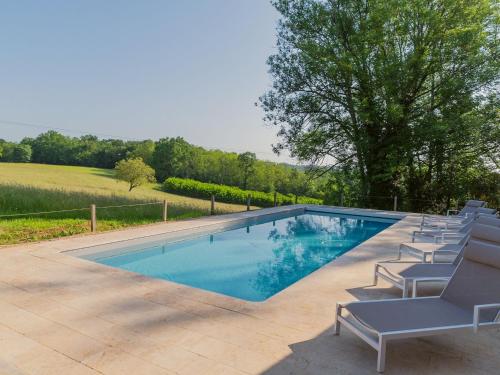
[162,177,322,207]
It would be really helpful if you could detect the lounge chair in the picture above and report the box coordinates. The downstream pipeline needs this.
[412,214,500,247]
[446,199,485,216]
[334,238,500,372]
[421,205,496,231]
[422,199,484,223]
[375,224,500,297]
[398,239,467,263]
[412,220,474,243]
[404,214,500,263]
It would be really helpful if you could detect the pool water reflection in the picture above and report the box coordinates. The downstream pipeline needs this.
[91,212,396,301]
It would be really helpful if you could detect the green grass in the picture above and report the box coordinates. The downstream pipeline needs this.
[0,163,251,245]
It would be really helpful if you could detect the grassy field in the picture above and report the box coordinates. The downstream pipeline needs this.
[0,163,252,245]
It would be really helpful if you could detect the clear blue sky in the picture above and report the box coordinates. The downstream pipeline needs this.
[0,1,289,161]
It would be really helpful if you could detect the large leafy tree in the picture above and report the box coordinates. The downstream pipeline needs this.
[260,0,499,208]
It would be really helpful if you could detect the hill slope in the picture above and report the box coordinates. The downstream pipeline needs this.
[0,163,250,245]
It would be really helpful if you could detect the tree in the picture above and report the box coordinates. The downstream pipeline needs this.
[114,158,156,191]
[260,0,499,209]
[11,144,32,162]
[127,140,155,165]
[237,152,257,190]
[151,137,194,181]
[29,131,76,165]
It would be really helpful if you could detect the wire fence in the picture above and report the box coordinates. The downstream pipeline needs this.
[326,193,468,215]
[0,195,252,233]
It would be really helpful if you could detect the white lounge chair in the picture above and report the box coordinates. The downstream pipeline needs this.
[420,207,497,230]
[446,199,485,216]
[375,223,500,297]
[412,214,500,248]
[335,238,500,372]
[398,239,467,263]
[421,200,488,228]
[412,220,474,243]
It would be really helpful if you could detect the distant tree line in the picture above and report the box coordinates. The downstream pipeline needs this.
[1,128,497,210]
[0,131,323,199]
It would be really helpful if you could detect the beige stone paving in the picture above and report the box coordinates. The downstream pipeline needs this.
[0,206,499,374]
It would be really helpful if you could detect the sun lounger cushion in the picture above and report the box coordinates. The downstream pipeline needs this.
[345,298,472,332]
[381,262,456,279]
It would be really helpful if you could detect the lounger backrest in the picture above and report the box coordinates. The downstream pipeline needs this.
[471,223,500,244]
[442,238,500,319]
[477,215,500,228]
[451,224,500,266]
[458,206,478,216]
[465,200,486,208]
[476,207,497,216]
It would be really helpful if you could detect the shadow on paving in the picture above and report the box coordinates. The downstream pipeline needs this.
[261,323,500,375]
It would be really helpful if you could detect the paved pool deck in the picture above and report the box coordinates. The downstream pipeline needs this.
[0,205,499,374]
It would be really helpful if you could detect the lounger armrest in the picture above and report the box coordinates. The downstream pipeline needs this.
[473,303,500,333]
[412,277,450,298]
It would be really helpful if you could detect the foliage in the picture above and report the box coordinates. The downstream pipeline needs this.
[237,152,257,190]
[162,177,322,207]
[5,131,323,199]
[260,0,500,210]
[0,141,32,162]
[114,157,156,191]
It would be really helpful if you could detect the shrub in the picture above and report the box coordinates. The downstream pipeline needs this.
[162,177,322,207]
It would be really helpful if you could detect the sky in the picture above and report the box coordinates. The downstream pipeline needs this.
[0,1,291,162]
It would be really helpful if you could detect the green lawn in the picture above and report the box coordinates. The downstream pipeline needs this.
[0,163,252,245]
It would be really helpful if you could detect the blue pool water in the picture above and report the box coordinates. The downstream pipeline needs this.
[90,212,396,301]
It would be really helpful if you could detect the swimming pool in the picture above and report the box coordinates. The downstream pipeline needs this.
[82,211,397,301]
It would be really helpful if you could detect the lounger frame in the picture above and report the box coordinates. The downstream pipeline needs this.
[334,297,500,372]
[373,262,451,297]
[397,243,463,263]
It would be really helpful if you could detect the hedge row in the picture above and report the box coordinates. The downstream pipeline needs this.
[162,177,322,207]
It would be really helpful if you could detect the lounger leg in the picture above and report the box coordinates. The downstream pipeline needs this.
[373,264,379,285]
[334,303,342,335]
[377,336,387,373]
[397,245,402,260]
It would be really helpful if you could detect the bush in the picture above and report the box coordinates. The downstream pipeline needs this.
[162,177,322,207]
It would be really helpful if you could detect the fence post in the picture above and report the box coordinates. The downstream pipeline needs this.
[273,191,277,207]
[162,200,168,221]
[393,196,398,211]
[340,193,344,207]
[90,204,96,233]
[246,194,251,211]
[211,195,215,215]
